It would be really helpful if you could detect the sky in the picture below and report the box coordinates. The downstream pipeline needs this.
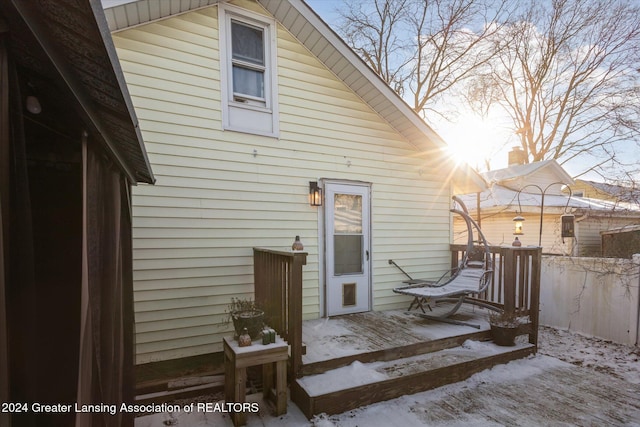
[305,0,518,172]
[303,0,638,182]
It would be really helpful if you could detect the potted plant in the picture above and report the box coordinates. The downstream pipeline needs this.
[223,297,264,340]
[488,310,521,346]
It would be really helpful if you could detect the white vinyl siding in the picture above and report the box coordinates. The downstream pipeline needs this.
[577,216,638,256]
[454,211,574,254]
[454,211,639,257]
[114,0,451,364]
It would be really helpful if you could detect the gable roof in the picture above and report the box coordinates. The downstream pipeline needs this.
[101,0,486,192]
[454,159,640,215]
[2,0,154,184]
[482,159,574,187]
[458,184,635,213]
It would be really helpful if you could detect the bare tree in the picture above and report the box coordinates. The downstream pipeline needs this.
[467,0,640,179]
[337,0,511,120]
[338,0,412,96]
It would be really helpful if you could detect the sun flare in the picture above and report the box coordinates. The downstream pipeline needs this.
[439,112,503,170]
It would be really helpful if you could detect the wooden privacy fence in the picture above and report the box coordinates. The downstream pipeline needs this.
[253,248,307,378]
[451,245,542,345]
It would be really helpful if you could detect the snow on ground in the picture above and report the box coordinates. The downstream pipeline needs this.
[309,355,571,427]
[135,327,640,427]
[537,325,640,384]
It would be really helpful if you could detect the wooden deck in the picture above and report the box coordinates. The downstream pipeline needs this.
[135,328,640,426]
[292,305,536,418]
[253,246,542,419]
[301,305,491,366]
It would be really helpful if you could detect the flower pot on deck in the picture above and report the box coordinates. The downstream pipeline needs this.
[231,309,264,339]
[490,324,518,346]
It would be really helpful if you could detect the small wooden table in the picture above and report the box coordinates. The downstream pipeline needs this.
[223,335,288,426]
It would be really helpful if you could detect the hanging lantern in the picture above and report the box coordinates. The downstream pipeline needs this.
[309,181,322,206]
[561,214,575,238]
[513,215,525,235]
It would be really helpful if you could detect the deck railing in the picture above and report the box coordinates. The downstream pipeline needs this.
[254,245,540,381]
[451,244,542,345]
[253,248,307,378]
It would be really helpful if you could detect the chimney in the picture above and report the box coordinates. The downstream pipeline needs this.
[508,146,526,166]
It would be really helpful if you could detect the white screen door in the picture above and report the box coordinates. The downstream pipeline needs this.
[325,182,371,316]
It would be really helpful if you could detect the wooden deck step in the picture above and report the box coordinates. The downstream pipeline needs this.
[292,340,535,419]
[300,307,494,376]
[301,329,492,376]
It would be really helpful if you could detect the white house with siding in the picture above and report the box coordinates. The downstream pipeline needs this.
[455,158,640,256]
[103,0,485,365]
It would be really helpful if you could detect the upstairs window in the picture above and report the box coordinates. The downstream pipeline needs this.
[219,4,279,137]
[231,21,265,104]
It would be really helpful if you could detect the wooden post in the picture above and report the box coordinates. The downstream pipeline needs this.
[528,247,542,347]
[503,248,517,315]
[253,248,307,380]
[289,252,305,378]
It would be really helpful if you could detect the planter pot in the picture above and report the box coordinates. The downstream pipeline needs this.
[231,309,264,339]
[490,324,518,346]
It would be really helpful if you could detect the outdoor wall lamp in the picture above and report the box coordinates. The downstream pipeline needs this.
[309,181,322,206]
[513,182,573,247]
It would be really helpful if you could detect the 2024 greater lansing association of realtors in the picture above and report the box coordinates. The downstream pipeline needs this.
[4,401,260,416]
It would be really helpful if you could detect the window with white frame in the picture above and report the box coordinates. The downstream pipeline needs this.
[219,4,279,136]
[231,20,265,104]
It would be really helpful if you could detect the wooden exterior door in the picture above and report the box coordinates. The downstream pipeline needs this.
[324,182,371,316]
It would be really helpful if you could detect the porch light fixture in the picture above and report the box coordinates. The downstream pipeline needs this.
[309,181,322,206]
[513,215,525,236]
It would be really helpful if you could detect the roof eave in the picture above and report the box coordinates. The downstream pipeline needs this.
[10,0,154,184]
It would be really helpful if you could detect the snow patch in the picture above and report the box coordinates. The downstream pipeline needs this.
[298,360,388,396]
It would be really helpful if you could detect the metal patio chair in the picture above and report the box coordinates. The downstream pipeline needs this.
[392,196,495,328]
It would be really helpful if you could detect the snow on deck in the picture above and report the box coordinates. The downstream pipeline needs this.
[135,327,640,427]
[298,340,530,397]
[302,306,491,363]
